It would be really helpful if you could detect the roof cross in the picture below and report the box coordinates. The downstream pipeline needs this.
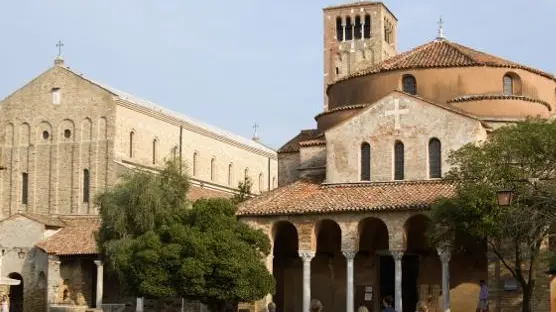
[252,123,259,140]
[56,40,64,57]
[437,16,445,39]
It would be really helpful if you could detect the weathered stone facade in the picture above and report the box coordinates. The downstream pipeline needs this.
[0,57,278,312]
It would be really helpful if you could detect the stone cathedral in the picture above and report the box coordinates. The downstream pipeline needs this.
[0,53,277,311]
[239,2,556,312]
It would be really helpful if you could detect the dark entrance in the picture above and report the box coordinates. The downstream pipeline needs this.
[8,273,23,312]
[379,256,394,305]
[402,255,419,312]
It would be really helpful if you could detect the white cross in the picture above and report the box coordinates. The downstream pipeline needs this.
[384,99,409,130]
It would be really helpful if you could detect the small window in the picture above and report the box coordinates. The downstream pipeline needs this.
[152,139,157,164]
[258,173,264,193]
[345,17,353,41]
[22,172,28,204]
[51,88,61,105]
[42,131,50,140]
[129,132,134,158]
[354,16,362,40]
[228,163,233,185]
[193,152,198,176]
[210,158,215,181]
[360,142,371,181]
[428,138,442,179]
[394,141,404,180]
[402,75,417,95]
[83,169,90,203]
[272,176,276,188]
[364,14,371,38]
[244,168,249,181]
[503,75,513,95]
[64,129,71,138]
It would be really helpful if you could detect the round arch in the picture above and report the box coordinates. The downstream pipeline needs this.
[8,272,23,312]
[404,214,433,253]
[357,217,389,256]
[312,219,342,254]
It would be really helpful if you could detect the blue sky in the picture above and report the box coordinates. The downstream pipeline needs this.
[1,1,555,149]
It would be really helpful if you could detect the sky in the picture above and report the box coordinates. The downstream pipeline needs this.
[1,1,555,149]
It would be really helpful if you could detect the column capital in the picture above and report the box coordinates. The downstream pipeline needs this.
[299,250,315,261]
[437,246,452,262]
[94,260,103,267]
[390,250,404,261]
[342,250,357,260]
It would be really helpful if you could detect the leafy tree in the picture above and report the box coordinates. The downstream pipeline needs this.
[96,161,274,311]
[232,177,253,204]
[428,118,556,312]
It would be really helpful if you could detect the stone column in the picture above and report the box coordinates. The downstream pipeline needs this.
[343,250,356,312]
[94,260,104,308]
[342,22,346,42]
[300,250,314,312]
[437,247,452,312]
[392,250,404,312]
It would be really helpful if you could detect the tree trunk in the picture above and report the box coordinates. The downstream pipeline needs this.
[522,284,533,312]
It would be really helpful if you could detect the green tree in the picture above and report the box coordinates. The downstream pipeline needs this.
[232,177,253,204]
[428,118,556,312]
[96,161,274,311]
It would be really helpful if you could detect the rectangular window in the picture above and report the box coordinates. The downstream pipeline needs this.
[22,172,28,204]
[52,88,61,105]
[83,169,90,203]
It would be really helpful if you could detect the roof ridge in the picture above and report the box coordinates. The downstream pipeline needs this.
[321,179,453,188]
[444,41,481,65]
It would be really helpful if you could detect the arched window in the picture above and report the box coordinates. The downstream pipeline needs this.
[336,17,344,41]
[354,16,362,39]
[21,172,28,205]
[364,14,371,38]
[402,75,417,95]
[360,142,371,181]
[228,163,233,185]
[272,176,276,188]
[345,17,353,40]
[258,173,264,193]
[394,141,404,180]
[152,139,158,164]
[428,138,442,179]
[192,152,198,176]
[83,169,90,203]
[244,168,249,181]
[129,131,135,158]
[210,158,215,181]
[503,74,514,95]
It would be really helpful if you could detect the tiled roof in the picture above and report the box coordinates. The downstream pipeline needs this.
[447,94,552,110]
[188,184,233,201]
[338,39,555,83]
[56,66,276,157]
[237,179,456,216]
[1,212,66,227]
[36,216,100,256]
[278,129,323,153]
[314,104,369,120]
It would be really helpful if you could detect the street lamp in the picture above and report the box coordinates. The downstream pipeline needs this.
[497,189,514,207]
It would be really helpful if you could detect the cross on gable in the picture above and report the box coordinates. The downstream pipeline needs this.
[384,99,409,130]
[56,40,64,57]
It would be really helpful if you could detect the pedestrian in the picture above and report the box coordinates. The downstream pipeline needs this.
[267,302,276,312]
[382,295,396,312]
[309,299,323,312]
[1,295,8,312]
[357,305,369,312]
[415,301,428,312]
[477,280,489,312]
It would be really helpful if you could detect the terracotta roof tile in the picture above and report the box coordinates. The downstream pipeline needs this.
[188,184,233,201]
[338,39,555,83]
[278,129,323,153]
[37,216,100,256]
[447,94,551,110]
[314,104,369,120]
[237,179,455,216]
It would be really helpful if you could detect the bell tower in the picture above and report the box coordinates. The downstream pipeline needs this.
[323,1,398,110]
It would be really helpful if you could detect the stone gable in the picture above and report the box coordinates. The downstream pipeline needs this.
[325,91,489,183]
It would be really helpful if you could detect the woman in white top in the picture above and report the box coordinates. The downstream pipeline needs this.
[1,295,9,312]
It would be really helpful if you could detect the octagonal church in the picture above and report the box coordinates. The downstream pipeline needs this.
[238,2,556,312]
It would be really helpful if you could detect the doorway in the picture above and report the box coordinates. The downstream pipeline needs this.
[379,256,394,305]
[402,255,419,312]
[8,273,23,312]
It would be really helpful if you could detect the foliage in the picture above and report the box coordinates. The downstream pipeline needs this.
[232,177,253,204]
[97,160,274,310]
[428,118,556,312]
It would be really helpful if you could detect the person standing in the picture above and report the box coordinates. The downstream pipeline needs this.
[1,296,9,312]
[382,296,396,312]
[415,301,429,312]
[477,280,489,312]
